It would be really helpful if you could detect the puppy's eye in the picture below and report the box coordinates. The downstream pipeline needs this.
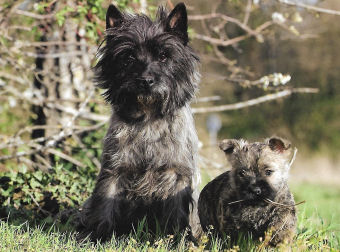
[159,52,167,63]
[265,170,273,176]
[238,169,246,177]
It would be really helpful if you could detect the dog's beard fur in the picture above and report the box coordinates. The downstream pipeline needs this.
[78,3,201,242]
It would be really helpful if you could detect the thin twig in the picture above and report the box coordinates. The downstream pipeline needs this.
[46,148,86,168]
[195,96,221,103]
[269,217,288,244]
[228,198,305,208]
[193,33,248,47]
[14,41,87,48]
[27,192,51,215]
[278,0,340,16]
[289,147,298,168]
[243,0,252,25]
[23,51,89,59]
[228,199,246,205]
[192,20,273,47]
[189,13,259,37]
[46,102,109,122]
[13,9,55,20]
[263,198,306,208]
[192,88,319,114]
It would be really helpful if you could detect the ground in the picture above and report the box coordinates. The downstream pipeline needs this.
[1,182,339,251]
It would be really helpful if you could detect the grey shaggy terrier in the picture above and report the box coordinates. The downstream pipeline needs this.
[77,3,201,241]
[198,137,297,246]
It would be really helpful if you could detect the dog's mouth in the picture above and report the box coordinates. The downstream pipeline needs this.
[137,94,156,106]
[240,189,276,202]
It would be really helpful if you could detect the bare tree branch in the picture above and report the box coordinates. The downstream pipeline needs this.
[13,9,55,20]
[189,13,260,38]
[192,88,319,114]
[46,148,86,168]
[243,0,252,25]
[0,121,106,161]
[195,96,221,103]
[278,0,340,16]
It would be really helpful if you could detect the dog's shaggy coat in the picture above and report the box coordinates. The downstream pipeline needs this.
[78,3,201,241]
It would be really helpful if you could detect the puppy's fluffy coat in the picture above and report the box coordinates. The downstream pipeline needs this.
[198,137,297,246]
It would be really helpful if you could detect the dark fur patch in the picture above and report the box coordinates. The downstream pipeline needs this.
[79,187,193,241]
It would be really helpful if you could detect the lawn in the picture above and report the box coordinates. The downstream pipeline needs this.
[291,183,340,228]
[0,183,339,251]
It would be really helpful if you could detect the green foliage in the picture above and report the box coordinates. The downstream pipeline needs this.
[55,6,75,26]
[0,163,97,224]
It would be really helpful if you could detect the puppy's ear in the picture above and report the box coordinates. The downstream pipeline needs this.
[267,137,291,153]
[166,3,188,44]
[106,4,124,29]
[219,139,238,155]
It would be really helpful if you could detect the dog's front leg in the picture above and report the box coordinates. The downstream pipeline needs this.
[78,176,128,241]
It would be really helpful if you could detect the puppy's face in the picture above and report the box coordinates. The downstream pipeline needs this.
[95,4,199,119]
[219,137,292,201]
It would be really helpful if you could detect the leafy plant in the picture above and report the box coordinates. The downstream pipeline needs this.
[0,163,97,225]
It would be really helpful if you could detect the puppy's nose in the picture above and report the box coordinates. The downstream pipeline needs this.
[252,187,261,195]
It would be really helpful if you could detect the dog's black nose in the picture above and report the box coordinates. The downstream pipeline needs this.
[142,77,154,86]
[249,184,262,195]
[253,187,261,195]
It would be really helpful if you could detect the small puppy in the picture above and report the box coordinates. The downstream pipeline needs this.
[198,137,297,246]
[78,3,201,241]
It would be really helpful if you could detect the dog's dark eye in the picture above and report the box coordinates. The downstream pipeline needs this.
[159,52,167,63]
[238,169,246,177]
[123,54,136,66]
[265,170,273,176]
[127,54,136,62]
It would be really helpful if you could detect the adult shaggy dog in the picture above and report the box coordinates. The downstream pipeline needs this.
[78,3,201,241]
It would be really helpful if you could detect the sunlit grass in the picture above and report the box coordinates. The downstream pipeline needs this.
[1,183,339,251]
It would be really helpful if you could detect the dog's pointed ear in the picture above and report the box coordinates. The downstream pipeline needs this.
[166,3,188,44]
[106,4,124,29]
[219,139,238,155]
[267,137,291,153]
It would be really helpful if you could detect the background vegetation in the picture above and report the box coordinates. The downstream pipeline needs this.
[0,0,339,250]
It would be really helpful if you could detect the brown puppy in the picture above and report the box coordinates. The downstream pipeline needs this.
[198,137,297,246]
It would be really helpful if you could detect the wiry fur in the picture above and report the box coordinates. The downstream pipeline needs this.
[77,3,201,241]
[198,137,297,246]
[95,5,199,121]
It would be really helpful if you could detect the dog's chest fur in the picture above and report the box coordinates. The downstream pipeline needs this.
[101,105,198,199]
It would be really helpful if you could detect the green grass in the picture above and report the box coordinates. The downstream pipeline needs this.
[1,183,340,251]
[291,183,340,227]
